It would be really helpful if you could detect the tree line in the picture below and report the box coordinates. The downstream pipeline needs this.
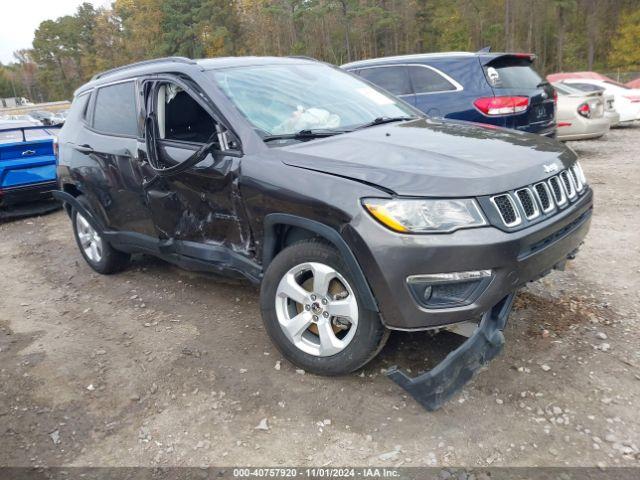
[1,0,639,102]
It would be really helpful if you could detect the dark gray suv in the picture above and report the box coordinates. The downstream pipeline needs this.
[55,56,592,410]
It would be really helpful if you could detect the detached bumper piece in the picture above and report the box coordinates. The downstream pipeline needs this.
[386,293,516,411]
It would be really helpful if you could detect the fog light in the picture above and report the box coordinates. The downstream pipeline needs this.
[422,285,433,301]
[407,270,492,308]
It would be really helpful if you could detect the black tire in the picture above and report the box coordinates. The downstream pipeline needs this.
[260,239,389,376]
[71,197,130,274]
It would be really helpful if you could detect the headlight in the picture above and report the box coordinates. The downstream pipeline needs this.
[363,198,487,233]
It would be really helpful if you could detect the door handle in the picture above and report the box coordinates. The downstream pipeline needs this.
[72,143,94,154]
[21,149,36,156]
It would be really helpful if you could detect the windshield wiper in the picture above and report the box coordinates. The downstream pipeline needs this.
[262,129,347,143]
[354,116,418,130]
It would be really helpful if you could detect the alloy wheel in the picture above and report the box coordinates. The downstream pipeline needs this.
[75,213,103,263]
[274,262,358,357]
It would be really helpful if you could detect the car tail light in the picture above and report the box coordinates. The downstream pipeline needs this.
[577,102,591,118]
[473,96,529,116]
[558,121,572,127]
[513,53,536,60]
[623,95,640,103]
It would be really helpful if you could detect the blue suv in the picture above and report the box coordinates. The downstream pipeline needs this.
[342,51,556,137]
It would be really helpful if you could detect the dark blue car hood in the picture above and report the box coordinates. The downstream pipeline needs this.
[279,119,576,197]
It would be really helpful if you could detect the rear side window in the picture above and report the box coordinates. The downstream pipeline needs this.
[567,82,603,92]
[485,64,542,89]
[93,82,138,136]
[358,66,412,96]
[68,93,90,121]
[408,66,457,94]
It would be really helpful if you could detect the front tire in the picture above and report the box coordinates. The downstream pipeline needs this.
[260,239,388,375]
[71,198,130,274]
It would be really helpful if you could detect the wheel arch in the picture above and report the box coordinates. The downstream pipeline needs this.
[262,213,378,312]
[52,190,105,233]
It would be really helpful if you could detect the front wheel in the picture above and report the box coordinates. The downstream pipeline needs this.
[260,240,388,375]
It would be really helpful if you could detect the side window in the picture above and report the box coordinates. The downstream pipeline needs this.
[408,66,457,94]
[93,82,138,136]
[156,82,216,144]
[358,66,412,96]
[68,93,90,122]
[568,82,602,92]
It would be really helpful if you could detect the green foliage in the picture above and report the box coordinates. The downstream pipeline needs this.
[5,0,640,102]
[609,7,640,69]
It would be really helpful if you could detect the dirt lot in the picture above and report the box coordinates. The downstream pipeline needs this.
[1,127,639,468]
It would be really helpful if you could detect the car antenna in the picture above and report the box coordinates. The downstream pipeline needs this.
[477,46,492,53]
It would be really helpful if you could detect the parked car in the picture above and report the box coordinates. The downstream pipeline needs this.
[553,82,620,127]
[552,83,610,141]
[0,120,61,220]
[553,79,640,125]
[26,110,60,126]
[55,56,592,410]
[627,78,640,89]
[341,51,557,137]
[547,71,612,83]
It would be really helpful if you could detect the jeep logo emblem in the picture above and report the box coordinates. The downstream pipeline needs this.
[543,163,559,173]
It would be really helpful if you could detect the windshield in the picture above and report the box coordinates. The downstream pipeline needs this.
[210,63,417,138]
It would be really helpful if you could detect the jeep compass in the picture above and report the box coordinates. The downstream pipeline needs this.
[55,56,592,410]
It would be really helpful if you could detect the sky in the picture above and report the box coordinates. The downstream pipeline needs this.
[0,0,110,64]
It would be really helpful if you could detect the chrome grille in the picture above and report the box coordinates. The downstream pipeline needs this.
[490,194,521,227]
[548,176,567,206]
[570,165,584,192]
[489,163,588,228]
[515,188,540,220]
[560,170,577,199]
[533,182,554,213]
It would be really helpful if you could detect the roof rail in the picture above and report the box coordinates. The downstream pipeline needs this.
[287,55,318,61]
[91,57,197,81]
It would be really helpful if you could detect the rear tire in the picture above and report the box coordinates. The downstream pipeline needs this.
[71,197,130,274]
[260,239,388,375]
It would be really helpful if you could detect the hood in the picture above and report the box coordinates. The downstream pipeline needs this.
[279,119,576,197]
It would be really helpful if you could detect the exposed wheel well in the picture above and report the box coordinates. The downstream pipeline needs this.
[61,183,82,216]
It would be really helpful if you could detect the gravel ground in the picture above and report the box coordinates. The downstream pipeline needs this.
[0,126,639,468]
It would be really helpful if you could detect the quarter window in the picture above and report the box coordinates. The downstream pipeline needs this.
[358,66,412,96]
[408,66,457,94]
[68,93,90,121]
[93,82,138,136]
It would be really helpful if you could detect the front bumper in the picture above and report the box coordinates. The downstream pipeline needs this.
[348,188,593,330]
[387,293,516,410]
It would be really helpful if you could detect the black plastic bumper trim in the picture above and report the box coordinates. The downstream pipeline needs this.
[386,293,516,411]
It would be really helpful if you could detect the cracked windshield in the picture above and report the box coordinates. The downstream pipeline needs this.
[211,63,415,138]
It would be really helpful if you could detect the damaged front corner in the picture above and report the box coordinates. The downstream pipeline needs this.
[386,293,516,411]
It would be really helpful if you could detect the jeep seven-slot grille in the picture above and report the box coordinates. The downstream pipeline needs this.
[534,182,553,213]
[560,170,576,199]
[569,166,584,192]
[515,188,539,219]
[548,176,567,206]
[491,194,520,226]
[489,165,587,228]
